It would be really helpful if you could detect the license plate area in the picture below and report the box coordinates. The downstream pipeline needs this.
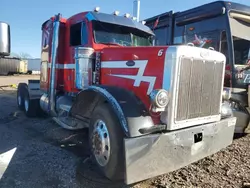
[194,132,203,143]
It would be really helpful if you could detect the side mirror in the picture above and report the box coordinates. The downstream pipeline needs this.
[0,22,11,56]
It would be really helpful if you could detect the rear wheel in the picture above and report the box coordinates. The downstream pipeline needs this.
[89,103,125,181]
[23,88,40,117]
[17,83,27,110]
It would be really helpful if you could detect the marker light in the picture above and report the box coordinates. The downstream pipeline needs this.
[222,88,231,101]
[189,27,195,31]
[94,7,100,12]
[113,11,120,16]
[124,13,130,18]
[141,21,146,25]
[132,17,137,21]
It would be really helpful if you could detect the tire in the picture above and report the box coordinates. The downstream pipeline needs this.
[23,88,40,117]
[89,103,125,181]
[17,83,27,110]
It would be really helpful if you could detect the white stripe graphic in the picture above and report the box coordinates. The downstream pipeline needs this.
[101,60,156,94]
[48,63,75,69]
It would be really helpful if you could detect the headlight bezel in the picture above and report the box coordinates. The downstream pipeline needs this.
[149,89,169,109]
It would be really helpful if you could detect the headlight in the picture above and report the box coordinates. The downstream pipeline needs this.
[149,89,169,108]
[222,87,231,101]
[156,90,169,107]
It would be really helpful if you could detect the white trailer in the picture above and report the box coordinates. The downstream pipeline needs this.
[26,58,41,74]
[0,57,27,75]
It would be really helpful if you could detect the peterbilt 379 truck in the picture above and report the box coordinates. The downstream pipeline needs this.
[12,8,236,184]
[144,1,250,133]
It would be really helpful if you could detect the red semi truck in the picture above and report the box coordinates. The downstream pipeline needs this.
[14,8,236,184]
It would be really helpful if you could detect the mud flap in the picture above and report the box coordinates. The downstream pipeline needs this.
[123,117,236,185]
[27,80,43,100]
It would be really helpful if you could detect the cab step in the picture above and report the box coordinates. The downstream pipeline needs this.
[52,104,88,130]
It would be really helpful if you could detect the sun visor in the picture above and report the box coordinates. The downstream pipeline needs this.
[229,13,250,41]
[86,12,154,36]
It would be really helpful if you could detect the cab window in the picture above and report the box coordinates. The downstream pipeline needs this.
[70,22,88,46]
[153,26,169,45]
[185,30,220,50]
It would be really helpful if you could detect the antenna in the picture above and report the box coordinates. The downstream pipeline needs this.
[133,0,140,22]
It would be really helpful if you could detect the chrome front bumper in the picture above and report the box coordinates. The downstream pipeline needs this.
[124,117,236,185]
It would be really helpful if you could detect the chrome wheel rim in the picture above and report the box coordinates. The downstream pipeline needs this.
[91,119,110,167]
[24,98,29,112]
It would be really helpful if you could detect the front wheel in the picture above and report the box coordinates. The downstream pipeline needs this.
[89,103,125,181]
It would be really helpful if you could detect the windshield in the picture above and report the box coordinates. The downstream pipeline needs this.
[92,21,152,47]
[228,13,250,66]
[232,36,250,65]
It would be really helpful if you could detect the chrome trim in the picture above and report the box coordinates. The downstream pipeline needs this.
[161,46,226,130]
[49,14,61,116]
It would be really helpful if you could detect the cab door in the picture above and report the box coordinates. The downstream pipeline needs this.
[66,20,89,92]
[40,20,53,92]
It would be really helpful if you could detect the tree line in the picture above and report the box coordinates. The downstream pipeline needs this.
[10,52,32,60]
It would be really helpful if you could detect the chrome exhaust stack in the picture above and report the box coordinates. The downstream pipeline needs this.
[49,13,61,117]
[0,22,10,57]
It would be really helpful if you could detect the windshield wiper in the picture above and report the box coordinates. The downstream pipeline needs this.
[98,42,123,46]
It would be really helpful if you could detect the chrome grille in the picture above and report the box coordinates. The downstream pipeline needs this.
[175,57,224,121]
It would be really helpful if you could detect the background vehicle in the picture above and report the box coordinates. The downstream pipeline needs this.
[26,58,41,74]
[144,1,250,133]
[0,57,27,75]
[13,8,235,185]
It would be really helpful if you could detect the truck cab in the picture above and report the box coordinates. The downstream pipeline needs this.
[145,1,250,133]
[40,9,153,93]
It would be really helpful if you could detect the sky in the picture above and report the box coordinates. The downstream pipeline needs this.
[1,0,250,58]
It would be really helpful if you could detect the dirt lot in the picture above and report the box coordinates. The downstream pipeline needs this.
[0,75,249,188]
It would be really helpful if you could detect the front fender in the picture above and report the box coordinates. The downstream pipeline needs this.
[70,85,154,137]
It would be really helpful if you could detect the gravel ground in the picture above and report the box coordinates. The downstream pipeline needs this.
[0,75,249,188]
